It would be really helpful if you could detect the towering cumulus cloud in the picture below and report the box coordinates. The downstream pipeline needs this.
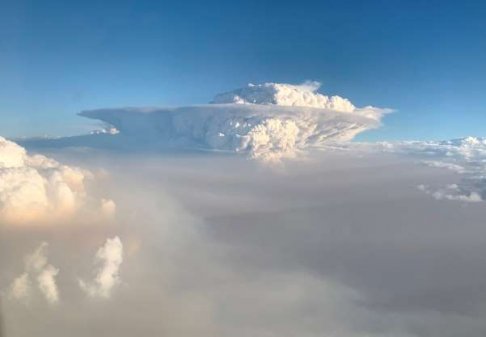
[80,82,388,161]
[0,137,114,225]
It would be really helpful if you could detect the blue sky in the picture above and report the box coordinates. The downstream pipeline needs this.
[1,0,485,140]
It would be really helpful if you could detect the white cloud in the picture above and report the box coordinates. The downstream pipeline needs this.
[79,236,124,299]
[36,264,60,304]
[0,136,27,168]
[79,82,388,162]
[244,118,299,161]
[418,184,483,203]
[422,160,466,173]
[0,137,114,225]
[100,198,117,219]
[8,242,60,305]
[8,273,31,302]
[211,81,358,112]
[25,242,50,272]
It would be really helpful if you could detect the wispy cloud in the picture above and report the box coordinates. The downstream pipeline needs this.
[79,237,124,299]
[8,242,60,305]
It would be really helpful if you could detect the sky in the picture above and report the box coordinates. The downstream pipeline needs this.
[1,0,485,140]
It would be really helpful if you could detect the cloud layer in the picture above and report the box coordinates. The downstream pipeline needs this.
[325,136,486,203]
[374,137,486,203]
[3,148,486,337]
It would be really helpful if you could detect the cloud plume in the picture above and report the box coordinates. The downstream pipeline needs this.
[8,242,60,305]
[79,236,124,299]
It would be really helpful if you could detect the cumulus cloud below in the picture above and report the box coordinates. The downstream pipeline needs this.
[0,137,115,226]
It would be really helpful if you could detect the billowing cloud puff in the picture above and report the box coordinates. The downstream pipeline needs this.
[79,82,388,162]
[212,81,357,112]
[8,242,60,304]
[0,137,115,225]
[79,236,124,299]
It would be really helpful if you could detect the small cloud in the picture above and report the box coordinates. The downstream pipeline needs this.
[100,198,116,219]
[8,273,31,302]
[37,265,60,304]
[417,183,483,203]
[79,236,124,299]
[7,242,60,305]
[423,160,466,174]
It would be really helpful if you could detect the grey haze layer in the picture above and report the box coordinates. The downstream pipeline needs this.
[2,149,486,337]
